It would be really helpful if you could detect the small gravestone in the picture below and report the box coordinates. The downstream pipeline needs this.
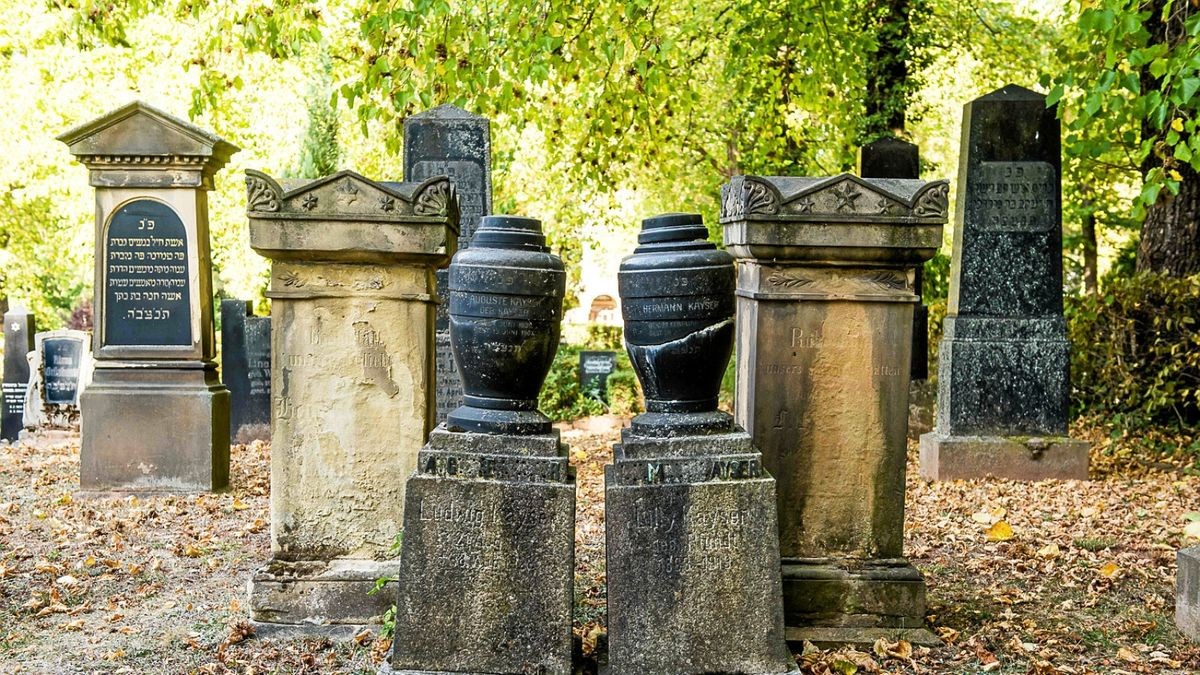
[2,309,35,441]
[23,330,91,430]
[578,350,617,402]
[221,299,271,443]
[403,104,492,426]
[919,84,1089,481]
[860,136,927,381]
[59,101,236,493]
[1179,547,1200,642]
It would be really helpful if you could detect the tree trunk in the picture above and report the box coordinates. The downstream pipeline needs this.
[1136,0,1200,277]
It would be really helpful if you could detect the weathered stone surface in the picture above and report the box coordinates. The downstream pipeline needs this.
[248,559,397,631]
[3,310,35,441]
[1179,547,1200,642]
[403,104,492,426]
[246,169,456,630]
[721,173,947,644]
[390,428,575,675]
[859,137,928,382]
[921,84,1088,481]
[918,433,1089,481]
[59,102,234,493]
[220,299,271,443]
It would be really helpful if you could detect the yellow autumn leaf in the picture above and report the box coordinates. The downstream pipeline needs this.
[1099,562,1121,579]
[986,520,1014,542]
[231,498,249,511]
[1169,169,1183,181]
[1037,543,1061,559]
[1172,117,1185,132]
[1117,646,1139,662]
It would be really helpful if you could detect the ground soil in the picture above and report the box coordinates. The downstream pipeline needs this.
[1,420,1198,674]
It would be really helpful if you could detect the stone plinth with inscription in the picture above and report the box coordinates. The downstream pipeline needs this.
[604,213,795,673]
[3,309,35,441]
[403,104,492,427]
[722,174,948,646]
[220,299,271,443]
[59,102,235,493]
[388,215,574,675]
[245,169,458,634]
[919,85,1089,482]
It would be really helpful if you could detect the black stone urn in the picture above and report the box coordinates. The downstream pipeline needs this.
[618,213,736,435]
[447,215,565,435]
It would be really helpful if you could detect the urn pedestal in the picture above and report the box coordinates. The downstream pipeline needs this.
[245,170,457,634]
[389,216,575,675]
[722,175,948,646]
[605,213,795,674]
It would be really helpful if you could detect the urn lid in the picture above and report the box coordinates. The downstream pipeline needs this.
[472,215,549,251]
[638,212,709,245]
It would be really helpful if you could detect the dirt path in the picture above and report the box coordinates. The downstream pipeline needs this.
[2,424,1198,674]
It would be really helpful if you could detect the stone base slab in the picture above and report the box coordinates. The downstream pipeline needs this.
[781,557,932,647]
[786,626,941,649]
[390,448,575,675]
[248,558,398,628]
[919,432,1089,481]
[1178,547,1200,642]
[606,472,795,674]
[80,367,229,493]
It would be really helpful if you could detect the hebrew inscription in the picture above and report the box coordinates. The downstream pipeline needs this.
[103,199,190,346]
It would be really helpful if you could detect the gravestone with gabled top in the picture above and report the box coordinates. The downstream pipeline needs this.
[59,102,235,494]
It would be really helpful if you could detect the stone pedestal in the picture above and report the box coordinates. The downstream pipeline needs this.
[58,102,235,494]
[920,84,1088,482]
[389,428,575,675]
[606,423,795,674]
[245,169,457,632]
[721,174,948,646]
[1179,547,1200,642]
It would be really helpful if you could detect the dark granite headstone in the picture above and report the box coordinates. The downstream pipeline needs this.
[403,104,492,426]
[103,199,191,347]
[919,84,1088,481]
[41,334,85,405]
[578,350,616,402]
[221,299,271,443]
[2,310,34,441]
[859,136,928,381]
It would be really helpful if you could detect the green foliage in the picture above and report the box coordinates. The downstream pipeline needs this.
[539,343,642,421]
[583,324,623,351]
[1067,273,1200,430]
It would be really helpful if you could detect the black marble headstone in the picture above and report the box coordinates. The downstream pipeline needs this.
[939,84,1069,435]
[103,199,191,346]
[221,299,271,442]
[41,335,85,406]
[2,310,34,440]
[404,104,492,425]
[578,350,617,402]
[859,136,927,381]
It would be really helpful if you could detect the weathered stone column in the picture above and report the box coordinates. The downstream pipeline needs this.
[388,216,574,675]
[59,102,235,494]
[1180,547,1200,642]
[245,170,457,633]
[721,174,948,645]
[919,85,1089,481]
[606,213,795,674]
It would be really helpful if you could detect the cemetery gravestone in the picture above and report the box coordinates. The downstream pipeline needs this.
[221,299,271,443]
[403,104,492,426]
[245,169,457,633]
[22,329,91,431]
[578,350,617,402]
[389,216,574,675]
[2,309,34,441]
[722,173,948,645]
[606,213,794,674]
[860,136,928,381]
[1179,547,1200,642]
[58,102,234,493]
[919,84,1089,481]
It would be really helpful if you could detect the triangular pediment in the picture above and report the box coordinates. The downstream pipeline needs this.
[58,101,238,164]
[720,173,949,221]
[246,169,458,224]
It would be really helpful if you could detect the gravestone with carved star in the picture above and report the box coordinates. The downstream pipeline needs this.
[721,172,948,646]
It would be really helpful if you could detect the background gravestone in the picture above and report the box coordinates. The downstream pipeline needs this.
[578,350,616,402]
[59,101,235,494]
[403,104,492,426]
[2,309,35,441]
[860,136,927,381]
[221,299,271,443]
[919,84,1089,481]
[23,330,91,431]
